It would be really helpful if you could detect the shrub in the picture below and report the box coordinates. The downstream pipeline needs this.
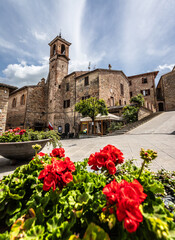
[0,145,174,239]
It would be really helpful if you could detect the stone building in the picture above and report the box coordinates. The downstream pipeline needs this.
[6,78,47,130]
[156,66,175,111]
[0,83,17,133]
[128,71,158,111]
[5,35,160,135]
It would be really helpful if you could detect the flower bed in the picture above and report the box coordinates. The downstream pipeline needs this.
[0,128,60,148]
[0,145,174,239]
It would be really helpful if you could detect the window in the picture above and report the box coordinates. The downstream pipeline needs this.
[64,100,70,108]
[61,44,65,55]
[142,77,147,84]
[130,92,133,98]
[84,76,89,86]
[120,83,124,95]
[20,94,25,105]
[110,97,114,106]
[53,44,56,55]
[129,80,132,86]
[12,98,16,108]
[119,100,122,105]
[141,89,150,96]
[66,83,69,91]
[124,101,126,105]
[58,85,61,89]
[82,95,90,100]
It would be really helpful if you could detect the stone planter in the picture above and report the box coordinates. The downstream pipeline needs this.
[0,139,50,161]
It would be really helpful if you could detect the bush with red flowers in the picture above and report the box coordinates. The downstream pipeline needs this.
[50,147,65,158]
[38,157,75,191]
[103,179,147,233]
[0,146,174,240]
[88,144,124,174]
[0,128,60,148]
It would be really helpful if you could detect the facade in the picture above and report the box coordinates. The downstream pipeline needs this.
[156,66,175,111]
[128,72,158,112]
[6,78,47,130]
[0,83,17,133]
[4,35,163,135]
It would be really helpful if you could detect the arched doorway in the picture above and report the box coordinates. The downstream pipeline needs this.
[65,123,70,136]
[158,102,164,111]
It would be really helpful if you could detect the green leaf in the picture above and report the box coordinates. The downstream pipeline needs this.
[25,225,45,240]
[46,214,62,233]
[9,189,25,200]
[6,200,22,215]
[83,223,110,240]
[77,193,90,204]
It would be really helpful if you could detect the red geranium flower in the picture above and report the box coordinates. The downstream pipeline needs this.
[38,152,45,157]
[19,129,26,135]
[50,148,65,158]
[38,155,75,191]
[103,179,147,233]
[88,145,124,175]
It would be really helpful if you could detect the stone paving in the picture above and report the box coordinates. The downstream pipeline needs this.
[0,111,175,179]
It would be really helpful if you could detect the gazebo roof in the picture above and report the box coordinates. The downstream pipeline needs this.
[80,113,123,122]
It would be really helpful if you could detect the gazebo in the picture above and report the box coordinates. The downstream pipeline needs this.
[80,113,123,135]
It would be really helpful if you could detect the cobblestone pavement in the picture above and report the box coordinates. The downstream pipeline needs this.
[0,111,175,179]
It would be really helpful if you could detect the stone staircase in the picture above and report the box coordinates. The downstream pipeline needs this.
[109,112,163,135]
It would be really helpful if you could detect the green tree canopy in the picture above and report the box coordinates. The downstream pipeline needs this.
[75,97,108,123]
[130,94,144,107]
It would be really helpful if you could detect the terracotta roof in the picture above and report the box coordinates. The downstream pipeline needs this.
[48,36,71,46]
[128,71,159,78]
[0,82,17,90]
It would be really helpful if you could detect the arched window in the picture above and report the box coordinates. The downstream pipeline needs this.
[53,44,56,55]
[12,98,16,108]
[61,44,65,55]
[20,94,25,105]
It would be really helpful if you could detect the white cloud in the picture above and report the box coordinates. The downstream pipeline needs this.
[155,63,175,86]
[2,57,49,87]
[0,37,15,50]
[32,31,48,41]
[156,63,174,71]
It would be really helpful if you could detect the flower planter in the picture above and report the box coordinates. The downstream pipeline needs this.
[0,139,50,161]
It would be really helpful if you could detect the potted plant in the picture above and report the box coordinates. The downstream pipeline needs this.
[0,145,174,239]
[0,127,60,161]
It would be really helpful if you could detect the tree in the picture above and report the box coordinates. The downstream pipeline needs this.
[130,94,144,107]
[75,97,108,133]
[123,94,145,123]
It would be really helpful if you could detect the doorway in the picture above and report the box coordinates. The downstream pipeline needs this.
[158,102,164,111]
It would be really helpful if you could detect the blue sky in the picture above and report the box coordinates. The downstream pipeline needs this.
[0,0,175,87]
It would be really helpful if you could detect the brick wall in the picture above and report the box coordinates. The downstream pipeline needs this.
[0,87,10,133]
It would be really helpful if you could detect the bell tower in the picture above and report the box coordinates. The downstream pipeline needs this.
[47,35,71,128]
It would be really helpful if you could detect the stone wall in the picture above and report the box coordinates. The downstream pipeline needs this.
[6,80,47,130]
[25,85,47,129]
[138,106,152,120]
[99,70,130,107]
[6,88,28,129]
[128,72,158,111]
[162,70,175,111]
[0,87,10,133]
